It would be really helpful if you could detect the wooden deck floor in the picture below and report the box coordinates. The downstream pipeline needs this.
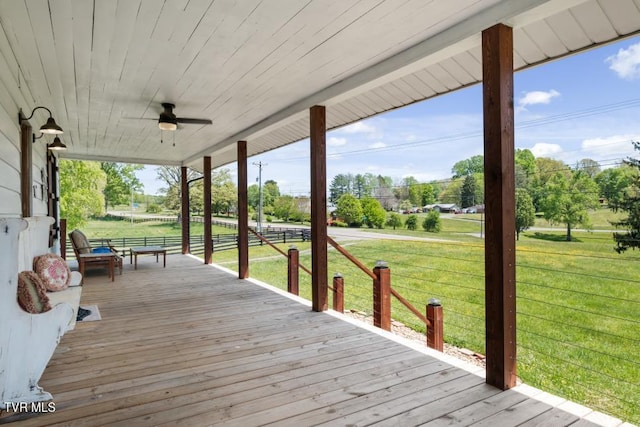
[1,255,627,426]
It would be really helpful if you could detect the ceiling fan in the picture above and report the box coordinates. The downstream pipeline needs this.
[156,103,212,131]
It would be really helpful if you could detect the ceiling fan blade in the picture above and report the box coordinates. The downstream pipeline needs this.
[176,117,212,125]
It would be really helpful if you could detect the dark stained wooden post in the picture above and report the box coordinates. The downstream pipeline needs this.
[332,273,344,313]
[373,263,391,331]
[426,299,444,351]
[237,141,249,279]
[60,218,67,260]
[20,119,32,218]
[482,23,517,390]
[203,156,212,264]
[181,166,190,254]
[310,105,328,312]
[287,246,299,295]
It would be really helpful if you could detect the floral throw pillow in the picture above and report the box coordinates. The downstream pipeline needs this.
[17,271,52,314]
[33,253,71,292]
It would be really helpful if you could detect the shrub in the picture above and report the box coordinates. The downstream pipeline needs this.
[386,213,402,230]
[405,214,418,230]
[422,210,442,232]
[146,203,162,214]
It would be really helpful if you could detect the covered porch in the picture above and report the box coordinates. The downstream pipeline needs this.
[0,255,622,426]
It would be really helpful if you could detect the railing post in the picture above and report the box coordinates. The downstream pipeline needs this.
[427,298,444,351]
[332,273,344,313]
[373,261,391,331]
[287,245,299,295]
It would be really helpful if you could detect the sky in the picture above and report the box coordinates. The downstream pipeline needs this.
[137,34,640,196]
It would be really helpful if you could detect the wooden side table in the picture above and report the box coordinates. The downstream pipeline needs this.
[78,252,116,283]
[130,246,166,269]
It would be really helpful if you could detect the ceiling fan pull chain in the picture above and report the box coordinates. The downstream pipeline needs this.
[173,132,175,147]
[160,129,163,144]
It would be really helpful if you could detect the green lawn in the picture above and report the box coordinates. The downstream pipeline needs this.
[78,215,640,424]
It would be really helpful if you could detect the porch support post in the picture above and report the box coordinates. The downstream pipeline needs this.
[237,141,249,279]
[60,219,67,260]
[203,156,212,264]
[20,119,32,218]
[181,166,190,254]
[482,23,517,390]
[310,105,328,312]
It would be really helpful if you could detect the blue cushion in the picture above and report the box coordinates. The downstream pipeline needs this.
[92,247,111,254]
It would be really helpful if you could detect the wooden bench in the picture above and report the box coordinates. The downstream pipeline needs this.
[1,217,77,409]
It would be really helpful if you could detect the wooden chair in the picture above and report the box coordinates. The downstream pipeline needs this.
[68,229,123,276]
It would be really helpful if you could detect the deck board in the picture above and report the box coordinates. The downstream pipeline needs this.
[0,255,624,426]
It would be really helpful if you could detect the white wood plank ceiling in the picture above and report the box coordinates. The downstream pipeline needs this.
[1,0,639,171]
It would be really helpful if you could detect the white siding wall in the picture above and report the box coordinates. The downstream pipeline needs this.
[0,45,51,218]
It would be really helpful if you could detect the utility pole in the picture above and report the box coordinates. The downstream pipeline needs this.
[252,161,267,233]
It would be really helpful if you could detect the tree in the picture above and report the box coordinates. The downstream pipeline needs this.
[398,199,413,213]
[394,176,419,204]
[60,160,106,229]
[386,213,402,230]
[211,169,237,215]
[460,175,477,208]
[407,178,423,206]
[101,162,143,210]
[595,165,635,208]
[329,174,353,203]
[576,158,601,179]
[360,197,386,229]
[335,194,363,227]
[451,155,483,178]
[212,181,237,215]
[530,157,570,211]
[420,183,437,206]
[188,180,205,214]
[156,166,201,212]
[515,149,536,190]
[353,174,372,199]
[273,195,296,221]
[373,175,396,210]
[439,178,463,205]
[515,189,535,240]
[611,141,640,253]
[540,170,600,241]
[405,214,418,230]
[262,179,280,208]
[156,166,199,190]
[248,184,260,210]
[515,149,536,176]
[422,210,442,232]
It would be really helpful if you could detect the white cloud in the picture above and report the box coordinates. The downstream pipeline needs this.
[369,141,386,149]
[341,121,377,134]
[327,137,347,146]
[530,142,563,157]
[517,90,560,109]
[581,134,640,158]
[606,42,640,80]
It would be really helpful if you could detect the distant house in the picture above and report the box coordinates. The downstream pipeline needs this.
[466,204,485,214]
[423,203,460,213]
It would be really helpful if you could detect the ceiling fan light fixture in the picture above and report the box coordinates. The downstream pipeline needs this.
[158,119,177,131]
[158,103,178,131]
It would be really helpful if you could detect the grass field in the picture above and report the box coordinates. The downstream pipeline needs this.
[80,213,640,424]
